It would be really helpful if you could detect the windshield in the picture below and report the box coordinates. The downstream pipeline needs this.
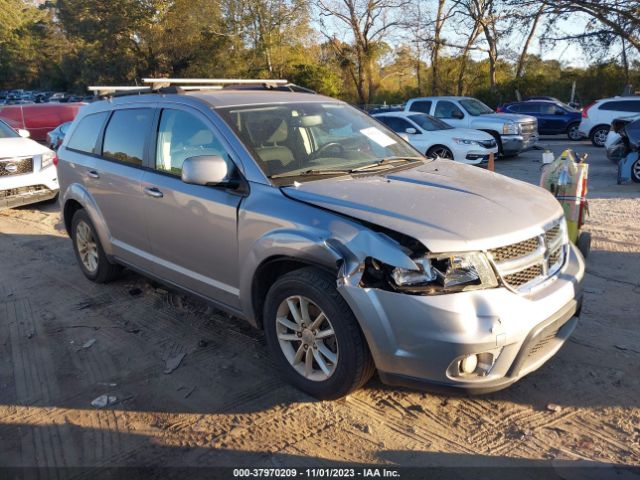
[0,120,18,139]
[409,113,454,131]
[459,99,494,116]
[218,102,424,183]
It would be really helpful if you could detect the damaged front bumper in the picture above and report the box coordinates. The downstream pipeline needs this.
[337,243,585,393]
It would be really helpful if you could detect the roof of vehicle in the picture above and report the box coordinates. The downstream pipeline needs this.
[595,96,640,103]
[407,96,475,102]
[84,89,340,111]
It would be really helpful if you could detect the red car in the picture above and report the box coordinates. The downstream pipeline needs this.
[0,103,85,142]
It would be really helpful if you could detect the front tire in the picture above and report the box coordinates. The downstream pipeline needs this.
[71,209,121,283]
[631,157,640,183]
[263,267,375,399]
[426,145,454,160]
[567,123,581,141]
[590,125,609,147]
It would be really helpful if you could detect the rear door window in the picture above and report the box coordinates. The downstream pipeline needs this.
[102,109,154,167]
[408,101,432,114]
[66,112,109,154]
[376,116,414,133]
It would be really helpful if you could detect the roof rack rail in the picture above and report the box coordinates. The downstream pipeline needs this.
[87,78,315,98]
[142,78,288,90]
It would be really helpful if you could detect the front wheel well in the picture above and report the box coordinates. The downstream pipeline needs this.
[63,199,84,236]
[251,257,337,329]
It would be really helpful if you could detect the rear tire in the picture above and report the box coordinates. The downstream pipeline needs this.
[71,209,121,283]
[263,267,375,400]
[589,125,609,147]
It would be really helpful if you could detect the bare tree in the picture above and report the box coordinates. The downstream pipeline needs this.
[515,4,546,79]
[315,0,407,104]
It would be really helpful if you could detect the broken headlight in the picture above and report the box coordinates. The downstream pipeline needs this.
[364,252,498,295]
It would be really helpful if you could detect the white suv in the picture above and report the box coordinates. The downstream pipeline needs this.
[578,96,640,146]
[0,119,58,210]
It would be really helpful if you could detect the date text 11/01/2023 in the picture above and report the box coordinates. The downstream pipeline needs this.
[232,468,401,478]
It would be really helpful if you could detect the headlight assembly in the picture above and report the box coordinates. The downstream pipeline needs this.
[40,152,57,170]
[453,138,480,146]
[502,123,518,135]
[363,252,498,295]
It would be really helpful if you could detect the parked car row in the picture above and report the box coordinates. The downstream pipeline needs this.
[0,89,94,105]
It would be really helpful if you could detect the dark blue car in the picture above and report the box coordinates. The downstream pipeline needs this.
[497,100,582,140]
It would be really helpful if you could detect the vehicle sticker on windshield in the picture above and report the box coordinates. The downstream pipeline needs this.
[360,127,396,147]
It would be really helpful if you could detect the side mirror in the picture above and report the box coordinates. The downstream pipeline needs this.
[18,129,30,138]
[451,111,464,119]
[181,155,229,186]
[405,127,417,135]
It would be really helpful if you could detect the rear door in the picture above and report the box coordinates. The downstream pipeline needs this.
[140,105,243,309]
[85,106,157,270]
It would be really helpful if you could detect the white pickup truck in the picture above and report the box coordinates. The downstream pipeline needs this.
[0,120,58,211]
[404,96,539,156]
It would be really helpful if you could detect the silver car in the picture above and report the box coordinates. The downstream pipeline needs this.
[57,87,584,399]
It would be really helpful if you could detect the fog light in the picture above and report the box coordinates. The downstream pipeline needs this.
[460,354,478,374]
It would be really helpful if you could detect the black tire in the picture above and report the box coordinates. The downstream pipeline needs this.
[566,123,581,141]
[483,130,504,156]
[263,267,375,400]
[426,145,454,160]
[577,231,591,259]
[589,125,609,147]
[71,209,121,283]
[631,157,640,183]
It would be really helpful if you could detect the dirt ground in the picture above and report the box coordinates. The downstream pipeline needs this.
[0,138,639,472]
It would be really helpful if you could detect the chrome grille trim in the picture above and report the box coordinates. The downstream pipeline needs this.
[488,220,568,293]
[0,157,34,176]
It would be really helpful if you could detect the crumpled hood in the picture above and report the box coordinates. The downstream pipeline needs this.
[0,137,52,159]
[283,160,563,253]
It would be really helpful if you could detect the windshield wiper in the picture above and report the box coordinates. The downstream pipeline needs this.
[349,156,423,173]
[269,169,351,179]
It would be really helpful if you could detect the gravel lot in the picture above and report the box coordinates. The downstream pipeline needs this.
[0,137,639,473]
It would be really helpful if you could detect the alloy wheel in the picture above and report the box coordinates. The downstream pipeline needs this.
[275,295,339,381]
[75,220,99,273]
[430,147,453,159]
[568,125,581,140]
[593,129,608,146]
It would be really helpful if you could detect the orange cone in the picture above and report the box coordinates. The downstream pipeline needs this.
[488,152,495,171]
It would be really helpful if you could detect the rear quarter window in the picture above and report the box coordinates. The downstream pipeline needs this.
[102,109,154,166]
[408,101,432,114]
[66,112,109,154]
[600,100,640,112]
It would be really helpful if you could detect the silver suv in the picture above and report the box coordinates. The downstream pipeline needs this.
[58,81,584,399]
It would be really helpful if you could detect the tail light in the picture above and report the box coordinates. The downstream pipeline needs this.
[496,106,503,112]
[582,102,595,118]
[53,154,58,167]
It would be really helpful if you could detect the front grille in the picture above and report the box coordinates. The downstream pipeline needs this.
[488,220,567,292]
[504,264,543,289]
[0,157,33,176]
[489,237,539,262]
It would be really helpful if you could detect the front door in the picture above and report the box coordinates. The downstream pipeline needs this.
[141,106,243,309]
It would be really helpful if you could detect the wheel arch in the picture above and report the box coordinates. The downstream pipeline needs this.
[61,183,113,256]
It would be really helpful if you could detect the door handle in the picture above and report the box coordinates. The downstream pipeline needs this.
[87,170,100,179]
[144,187,164,198]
